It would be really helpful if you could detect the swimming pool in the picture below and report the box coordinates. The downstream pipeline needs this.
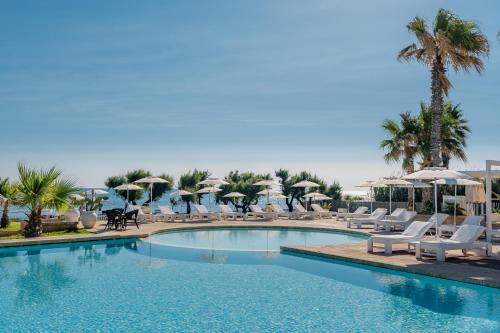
[1,227,499,332]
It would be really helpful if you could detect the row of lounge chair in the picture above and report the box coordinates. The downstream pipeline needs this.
[125,202,335,223]
[367,217,491,261]
[336,206,491,261]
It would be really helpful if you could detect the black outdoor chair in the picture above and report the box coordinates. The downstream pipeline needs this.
[104,210,123,230]
[122,209,139,229]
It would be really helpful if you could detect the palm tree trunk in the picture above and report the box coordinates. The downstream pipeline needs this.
[0,202,9,228]
[24,209,43,238]
[430,59,444,167]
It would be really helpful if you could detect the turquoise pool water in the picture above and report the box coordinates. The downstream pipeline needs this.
[1,228,499,332]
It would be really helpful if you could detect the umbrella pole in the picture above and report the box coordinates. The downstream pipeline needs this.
[412,186,415,212]
[370,186,373,213]
[454,185,457,226]
[389,185,392,214]
[434,179,438,238]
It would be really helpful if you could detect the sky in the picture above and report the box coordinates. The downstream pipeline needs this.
[0,0,499,191]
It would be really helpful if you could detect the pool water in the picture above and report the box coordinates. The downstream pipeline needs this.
[0,228,499,332]
[150,228,362,251]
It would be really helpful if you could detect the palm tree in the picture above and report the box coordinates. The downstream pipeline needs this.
[417,102,469,168]
[380,112,419,207]
[380,112,420,175]
[398,9,489,166]
[16,163,77,238]
[0,178,19,228]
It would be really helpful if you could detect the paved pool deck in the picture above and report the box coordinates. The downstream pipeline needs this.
[1,217,499,288]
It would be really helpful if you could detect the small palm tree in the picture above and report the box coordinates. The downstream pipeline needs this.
[381,112,419,208]
[399,9,489,166]
[0,178,19,228]
[16,163,77,238]
[380,112,420,175]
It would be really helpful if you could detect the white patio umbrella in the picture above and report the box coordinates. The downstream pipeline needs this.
[83,188,109,204]
[403,167,472,237]
[196,186,222,209]
[394,181,432,211]
[69,193,85,201]
[431,178,482,225]
[356,180,376,212]
[223,192,245,198]
[372,178,411,213]
[176,189,194,196]
[198,177,229,187]
[253,180,280,187]
[134,176,169,209]
[257,189,281,204]
[84,189,108,195]
[196,187,222,194]
[114,183,143,202]
[253,180,281,206]
[223,192,246,209]
[292,180,320,210]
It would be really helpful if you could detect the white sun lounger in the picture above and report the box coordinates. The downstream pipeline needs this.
[191,204,220,221]
[218,204,245,220]
[416,225,491,261]
[247,205,277,220]
[336,206,369,221]
[373,208,406,230]
[293,203,315,219]
[367,221,433,254]
[426,213,450,235]
[270,204,293,219]
[348,208,387,228]
[439,216,484,236]
[310,204,334,219]
[158,205,179,222]
[375,210,417,232]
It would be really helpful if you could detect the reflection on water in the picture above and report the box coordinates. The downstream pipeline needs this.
[16,251,75,305]
[384,276,466,315]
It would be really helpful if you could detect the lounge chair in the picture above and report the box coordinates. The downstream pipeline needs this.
[348,208,387,228]
[246,205,277,220]
[219,204,245,220]
[311,204,334,219]
[270,204,292,219]
[416,225,491,261]
[367,221,433,254]
[191,204,220,221]
[293,203,315,219]
[373,208,406,230]
[336,206,369,221]
[426,213,450,235]
[439,216,484,236]
[375,210,417,232]
[158,205,178,222]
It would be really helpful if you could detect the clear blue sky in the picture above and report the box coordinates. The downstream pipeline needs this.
[1,0,499,190]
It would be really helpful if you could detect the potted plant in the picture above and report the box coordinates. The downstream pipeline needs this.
[78,190,108,229]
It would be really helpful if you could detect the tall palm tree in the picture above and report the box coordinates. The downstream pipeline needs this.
[398,9,489,166]
[0,178,19,229]
[417,102,469,168]
[16,163,77,238]
[380,112,420,175]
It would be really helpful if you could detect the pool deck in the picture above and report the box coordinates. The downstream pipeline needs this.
[1,218,499,288]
